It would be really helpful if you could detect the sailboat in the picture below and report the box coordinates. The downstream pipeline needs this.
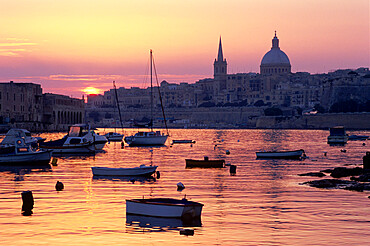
[124,50,169,146]
[104,81,124,142]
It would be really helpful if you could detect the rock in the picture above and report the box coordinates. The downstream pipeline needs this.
[299,172,326,177]
[302,179,355,189]
[350,173,370,182]
[330,167,363,178]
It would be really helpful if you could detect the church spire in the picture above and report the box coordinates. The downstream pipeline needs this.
[217,36,223,61]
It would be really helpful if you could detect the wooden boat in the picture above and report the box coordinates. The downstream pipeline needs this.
[126,198,203,218]
[91,164,157,176]
[104,132,124,142]
[327,126,348,144]
[185,157,225,168]
[172,140,196,144]
[0,138,52,165]
[256,149,305,159]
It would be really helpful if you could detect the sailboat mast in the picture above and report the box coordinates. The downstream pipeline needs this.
[113,81,124,129]
[150,49,153,132]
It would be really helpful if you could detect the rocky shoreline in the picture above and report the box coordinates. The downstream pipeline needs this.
[300,153,370,196]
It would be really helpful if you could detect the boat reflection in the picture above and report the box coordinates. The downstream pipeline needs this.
[92,175,156,183]
[126,214,201,233]
[0,163,52,174]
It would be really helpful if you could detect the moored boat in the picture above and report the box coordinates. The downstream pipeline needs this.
[39,136,96,154]
[91,164,157,176]
[327,126,348,144]
[0,138,52,165]
[104,132,124,142]
[0,128,45,147]
[124,50,169,147]
[256,149,305,159]
[348,135,369,141]
[172,140,196,144]
[185,157,225,168]
[126,198,204,219]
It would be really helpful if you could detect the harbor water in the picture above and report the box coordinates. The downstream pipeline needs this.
[0,129,369,245]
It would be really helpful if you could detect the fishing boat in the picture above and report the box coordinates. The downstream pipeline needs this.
[104,132,124,142]
[1,128,45,147]
[0,138,52,165]
[185,157,225,168]
[124,50,169,146]
[39,135,95,154]
[172,140,196,144]
[327,126,348,144]
[91,164,158,177]
[126,198,204,219]
[68,124,108,150]
[256,149,305,159]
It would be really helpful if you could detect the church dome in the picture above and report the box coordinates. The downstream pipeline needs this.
[260,32,291,75]
[261,48,290,65]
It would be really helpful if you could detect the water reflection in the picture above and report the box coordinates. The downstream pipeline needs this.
[260,129,289,145]
[126,214,202,233]
[0,164,52,181]
[92,175,156,183]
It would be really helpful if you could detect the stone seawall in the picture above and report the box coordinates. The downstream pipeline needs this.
[256,113,370,129]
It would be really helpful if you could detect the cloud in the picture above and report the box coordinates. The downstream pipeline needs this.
[0,38,37,57]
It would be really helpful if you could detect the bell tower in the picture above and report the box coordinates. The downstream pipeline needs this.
[213,36,227,77]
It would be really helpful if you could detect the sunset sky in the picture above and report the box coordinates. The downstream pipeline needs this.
[0,0,368,98]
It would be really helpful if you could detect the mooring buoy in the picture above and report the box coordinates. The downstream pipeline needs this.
[230,165,237,174]
[55,181,64,191]
[21,190,34,216]
[177,182,185,191]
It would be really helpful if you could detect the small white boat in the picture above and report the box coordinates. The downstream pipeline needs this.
[91,164,158,176]
[0,138,52,165]
[327,126,348,144]
[124,131,168,146]
[68,124,108,150]
[104,132,124,142]
[126,198,204,218]
[256,149,305,159]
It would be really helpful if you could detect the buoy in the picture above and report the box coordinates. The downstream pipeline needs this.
[363,143,366,146]
[177,182,185,191]
[121,142,124,149]
[55,181,64,191]
[180,229,194,236]
[323,151,327,156]
[21,190,34,216]
[341,149,347,153]
[226,150,230,155]
[156,171,160,179]
[149,149,153,153]
[237,139,240,142]
[190,144,193,147]
[51,157,58,166]
[230,165,237,174]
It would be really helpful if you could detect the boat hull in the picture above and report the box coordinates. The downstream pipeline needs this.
[0,150,52,165]
[185,159,225,168]
[126,198,203,218]
[91,165,157,176]
[327,136,349,144]
[256,149,304,159]
[125,135,168,146]
[40,143,96,154]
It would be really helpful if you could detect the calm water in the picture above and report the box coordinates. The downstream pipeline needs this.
[0,129,369,246]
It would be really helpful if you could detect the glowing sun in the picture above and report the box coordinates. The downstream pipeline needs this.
[82,87,101,95]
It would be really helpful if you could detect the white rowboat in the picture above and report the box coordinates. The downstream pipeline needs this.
[126,198,203,218]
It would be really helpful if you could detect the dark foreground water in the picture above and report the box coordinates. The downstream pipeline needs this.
[0,129,369,246]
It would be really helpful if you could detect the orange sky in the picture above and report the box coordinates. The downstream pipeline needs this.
[0,0,369,98]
